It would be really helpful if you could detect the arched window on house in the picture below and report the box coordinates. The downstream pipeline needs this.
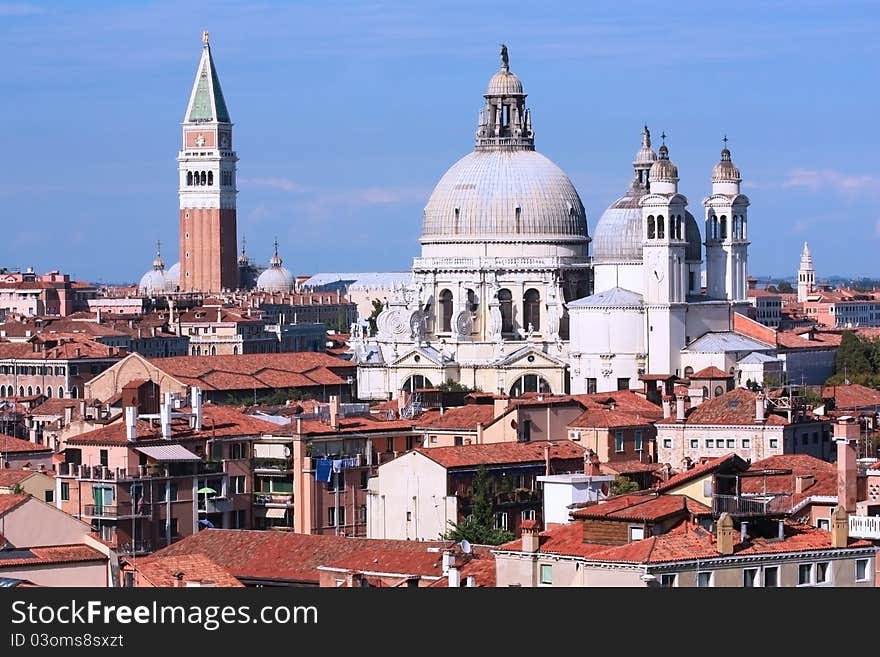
[684,366,694,379]
[58,386,64,398]
[720,216,727,240]
[647,215,655,239]
[187,171,193,186]
[656,215,665,239]
[439,289,453,332]
[401,375,433,394]
[509,374,552,398]
[207,171,213,186]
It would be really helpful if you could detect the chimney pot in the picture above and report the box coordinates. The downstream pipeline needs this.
[830,505,849,548]
[716,513,736,555]
[675,394,686,422]
[755,392,766,423]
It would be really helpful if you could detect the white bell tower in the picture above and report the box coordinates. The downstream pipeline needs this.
[703,139,749,301]
[797,242,815,302]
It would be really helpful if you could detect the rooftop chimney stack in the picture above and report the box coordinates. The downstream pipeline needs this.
[520,520,541,553]
[830,505,849,548]
[675,394,686,422]
[835,418,858,513]
[755,393,766,424]
[160,392,173,439]
[716,513,736,555]
[329,395,339,430]
[447,565,461,588]
[441,549,454,574]
[125,405,137,442]
[662,396,671,418]
[191,386,203,431]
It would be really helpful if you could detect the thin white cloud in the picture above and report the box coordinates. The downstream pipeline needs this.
[782,168,879,195]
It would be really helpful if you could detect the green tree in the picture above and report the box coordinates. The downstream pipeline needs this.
[610,475,640,496]
[835,331,872,380]
[437,379,482,393]
[443,465,514,545]
[366,298,385,336]
[776,281,794,294]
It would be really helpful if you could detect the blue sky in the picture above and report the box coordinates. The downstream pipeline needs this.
[1,0,878,284]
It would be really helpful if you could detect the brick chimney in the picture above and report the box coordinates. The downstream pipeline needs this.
[835,418,858,513]
[830,505,849,548]
[675,394,687,423]
[755,392,765,424]
[521,520,541,553]
[329,395,339,431]
[716,512,736,555]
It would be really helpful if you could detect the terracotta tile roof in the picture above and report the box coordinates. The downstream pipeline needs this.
[659,388,788,426]
[28,398,80,417]
[129,553,244,587]
[66,405,279,446]
[0,469,48,487]
[744,454,838,506]
[0,434,52,453]
[601,460,667,475]
[415,440,585,469]
[690,366,731,380]
[568,408,654,429]
[178,307,264,324]
[570,494,711,521]
[429,551,497,587]
[583,521,873,564]
[747,288,781,298]
[820,384,880,410]
[151,529,458,584]
[147,352,354,392]
[0,494,29,515]
[0,544,106,568]
[415,404,496,431]
[273,414,421,437]
[655,453,750,493]
[776,330,842,349]
[498,521,611,559]
[574,390,664,420]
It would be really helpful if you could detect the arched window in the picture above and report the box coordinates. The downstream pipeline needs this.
[187,171,193,186]
[523,289,541,331]
[741,216,747,239]
[200,171,207,186]
[35,386,41,396]
[26,386,32,396]
[210,346,217,356]
[46,387,52,398]
[714,385,724,397]
[439,289,453,332]
[467,289,479,313]
[207,171,213,186]
[0,385,5,397]
[453,207,460,234]
[515,206,522,233]
[657,215,665,239]
[647,215,655,239]
[509,374,552,398]
[677,215,683,240]
[71,387,78,399]
[711,216,718,240]
[18,386,24,397]
[684,366,694,379]
[720,215,727,240]
[401,375,433,394]
[58,386,64,398]
[498,289,513,334]
[233,346,238,355]
[702,386,709,399]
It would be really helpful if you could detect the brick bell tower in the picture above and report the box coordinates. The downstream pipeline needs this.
[178,31,238,293]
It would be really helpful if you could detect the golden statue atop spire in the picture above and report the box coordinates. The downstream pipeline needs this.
[202,30,210,45]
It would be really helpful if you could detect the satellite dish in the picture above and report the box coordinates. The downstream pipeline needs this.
[460,539,472,554]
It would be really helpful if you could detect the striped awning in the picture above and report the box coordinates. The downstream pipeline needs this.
[265,508,287,519]
[134,445,202,462]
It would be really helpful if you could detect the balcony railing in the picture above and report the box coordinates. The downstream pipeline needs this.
[712,493,792,518]
[82,502,151,519]
[849,515,880,540]
[116,540,153,556]
[254,492,294,507]
[198,497,234,514]
[251,458,292,473]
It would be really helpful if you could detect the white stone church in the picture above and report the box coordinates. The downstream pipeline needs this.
[353,47,761,400]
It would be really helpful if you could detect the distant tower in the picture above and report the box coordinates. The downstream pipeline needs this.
[704,138,749,301]
[798,242,815,302]
[178,31,238,293]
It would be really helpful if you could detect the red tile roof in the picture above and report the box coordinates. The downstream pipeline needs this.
[0,494,29,515]
[147,352,354,391]
[0,544,106,568]
[28,398,80,417]
[690,366,731,380]
[0,337,123,360]
[0,469,49,488]
[0,434,52,453]
[655,453,750,493]
[567,408,654,429]
[601,460,666,476]
[151,529,460,584]
[744,454,838,506]
[65,405,279,446]
[415,404,496,431]
[128,553,244,587]
[776,330,842,349]
[415,440,586,469]
[570,494,711,521]
[274,414,421,437]
[820,384,880,410]
[498,521,611,559]
[659,388,788,426]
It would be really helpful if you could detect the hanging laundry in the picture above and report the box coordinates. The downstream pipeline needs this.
[332,459,344,473]
[315,458,333,483]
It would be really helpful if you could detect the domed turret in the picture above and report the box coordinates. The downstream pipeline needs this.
[711,137,742,195]
[139,241,177,296]
[255,240,295,293]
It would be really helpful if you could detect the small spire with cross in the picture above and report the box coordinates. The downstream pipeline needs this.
[722,134,728,147]
[156,240,161,258]
[660,131,667,145]
[202,30,210,45]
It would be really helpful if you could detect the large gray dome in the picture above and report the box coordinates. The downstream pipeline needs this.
[420,149,588,245]
[592,186,701,263]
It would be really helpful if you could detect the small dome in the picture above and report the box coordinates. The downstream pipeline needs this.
[166,262,180,288]
[712,147,741,183]
[139,269,176,296]
[649,144,678,183]
[256,266,295,293]
[633,126,657,167]
[487,69,523,96]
